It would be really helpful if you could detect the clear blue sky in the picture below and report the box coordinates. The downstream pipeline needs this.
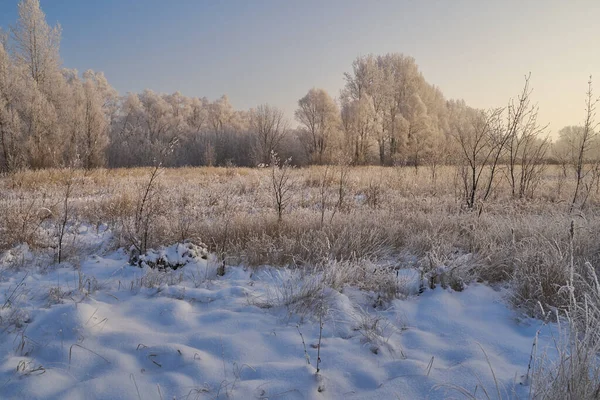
[1,0,598,134]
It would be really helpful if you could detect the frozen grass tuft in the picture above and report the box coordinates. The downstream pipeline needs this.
[251,269,332,318]
[352,305,401,356]
[529,262,600,400]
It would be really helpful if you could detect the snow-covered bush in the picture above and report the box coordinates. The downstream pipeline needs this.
[0,244,36,270]
[130,241,208,269]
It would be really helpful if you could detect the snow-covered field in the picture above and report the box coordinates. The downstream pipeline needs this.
[0,229,557,400]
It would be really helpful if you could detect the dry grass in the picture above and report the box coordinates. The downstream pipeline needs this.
[1,165,600,314]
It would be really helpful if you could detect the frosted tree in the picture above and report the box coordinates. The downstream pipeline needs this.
[10,0,61,88]
[22,80,62,168]
[187,97,209,133]
[382,55,429,165]
[207,95,234,165]
[208,95,234,137]
[404,93,433,171]
[80,70,115,168]
[106,91,254,167]
[343,55,387,164]
[10,0,70,168]
[108,93,144,166]
[130,90,185,166]
[61,69,112,168]
[295,88,340,164]
[165,91,190,123]
[61,69,85,166]
[87,70,119,127]
[340,94,380,165]
[0,31,24,171]
[223,108,252,165]
[139,90,173,144]
[341,53,447,166]
[419,84,450,181]
[179,96,209,165]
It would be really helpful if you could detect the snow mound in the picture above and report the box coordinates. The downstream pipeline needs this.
[0,248,557,399]
[130,241,209,269]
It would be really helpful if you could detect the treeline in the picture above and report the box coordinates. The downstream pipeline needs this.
[0,0,597,173]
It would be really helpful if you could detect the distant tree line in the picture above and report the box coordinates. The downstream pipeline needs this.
[0,0,597,175]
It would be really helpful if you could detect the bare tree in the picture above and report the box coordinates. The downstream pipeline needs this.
[329,155,351,224]
[515,133,549,199]
[568,77,599,211]
[208,95,234,165]
[251,104,289,165]
[270,152,294,222]
[55,169,75,263]
[128,138,178,264]
[318,166,332,228]
[505,74,549,199]
[451,106,505,209]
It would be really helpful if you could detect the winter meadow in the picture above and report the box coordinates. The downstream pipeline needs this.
[0,1,599,399]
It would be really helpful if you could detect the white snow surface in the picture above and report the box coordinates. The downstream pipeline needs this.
[0,236,557,399]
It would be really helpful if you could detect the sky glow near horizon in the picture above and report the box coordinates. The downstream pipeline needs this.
[0,0,598,136]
